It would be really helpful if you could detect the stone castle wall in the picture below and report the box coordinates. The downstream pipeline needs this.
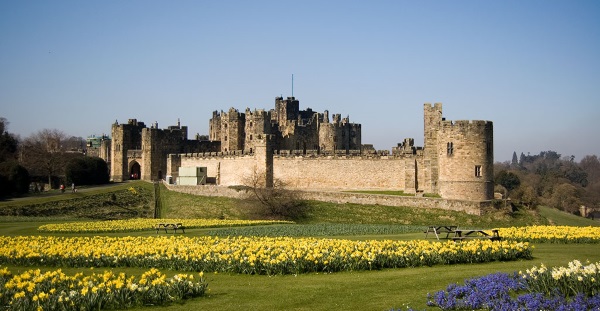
[273,156,406,190]
[174,152,410,191]
[163,183,487,215]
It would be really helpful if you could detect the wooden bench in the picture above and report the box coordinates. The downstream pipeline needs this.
[155,223,185,234]
[424,225,458,240]
[452,229,500,241]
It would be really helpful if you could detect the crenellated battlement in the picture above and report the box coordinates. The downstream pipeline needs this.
[174,148,422,162]
[441,119,492,127]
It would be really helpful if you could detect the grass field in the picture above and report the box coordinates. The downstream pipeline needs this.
[1,182,599,310]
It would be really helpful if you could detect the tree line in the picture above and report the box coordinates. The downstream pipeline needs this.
[0,117,109,198]
[495,151,600,215]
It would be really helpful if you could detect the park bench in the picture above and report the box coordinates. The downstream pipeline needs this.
[155,222,185,234]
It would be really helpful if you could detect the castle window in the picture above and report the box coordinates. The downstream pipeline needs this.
[475,165,482,177]
[250,134,253,140]
[225,136,228,141]
[447,142,454,156]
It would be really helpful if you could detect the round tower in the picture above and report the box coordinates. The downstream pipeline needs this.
[436,119,494,201]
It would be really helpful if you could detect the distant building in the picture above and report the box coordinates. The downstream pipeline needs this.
[86,134,111,160]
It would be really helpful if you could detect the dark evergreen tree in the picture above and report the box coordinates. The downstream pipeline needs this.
[511,151,518,167]
[0,161,30,197]
[495,170,521,192]
[65,157,109,186]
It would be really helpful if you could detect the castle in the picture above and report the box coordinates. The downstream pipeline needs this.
[107,97,494,202]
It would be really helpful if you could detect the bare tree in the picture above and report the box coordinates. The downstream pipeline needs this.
[580,155,600,185]
[19,129,80,188]
[241,166,308,220]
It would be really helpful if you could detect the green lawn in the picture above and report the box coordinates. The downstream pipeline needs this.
[1,183,599,310]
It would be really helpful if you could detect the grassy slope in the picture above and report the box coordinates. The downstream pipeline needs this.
[2,184,600,310]
[538,206,600,226]
[161,187,549,228]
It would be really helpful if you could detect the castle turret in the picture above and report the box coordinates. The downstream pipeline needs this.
[423,103,443,194]
[219,108,245,152]
[275,96,300,124]
[254,134,273,188]
[209,111,222,141]
[436,119,494,201]
[244,109,272,154]
[110,119,145,182]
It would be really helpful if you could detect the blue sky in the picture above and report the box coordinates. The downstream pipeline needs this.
[1,0,599,162]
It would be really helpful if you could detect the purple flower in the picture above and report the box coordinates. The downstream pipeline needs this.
[413,272,600,311]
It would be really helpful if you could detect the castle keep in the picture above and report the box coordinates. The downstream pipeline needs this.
[209,96,361,154]
[109,98,494,202]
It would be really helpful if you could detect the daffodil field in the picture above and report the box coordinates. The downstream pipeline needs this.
[498,225,600,243]
[0,266,207,311]
[37,218,293,233]
[5,218,600,310]
[0,236,532,275]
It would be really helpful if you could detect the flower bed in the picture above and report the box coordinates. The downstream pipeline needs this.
[414,260,600,310]
[0,236,532,275]
[37,218,294,233]
[0,266,207,311]
[498,226,600,243]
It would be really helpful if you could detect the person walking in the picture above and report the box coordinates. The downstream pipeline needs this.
[71,183,76,193]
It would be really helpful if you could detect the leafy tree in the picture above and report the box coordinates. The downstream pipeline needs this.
[561,160,588,186]
[519,185,539,209]
[502,150,600,213]
[549,183,581,213]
